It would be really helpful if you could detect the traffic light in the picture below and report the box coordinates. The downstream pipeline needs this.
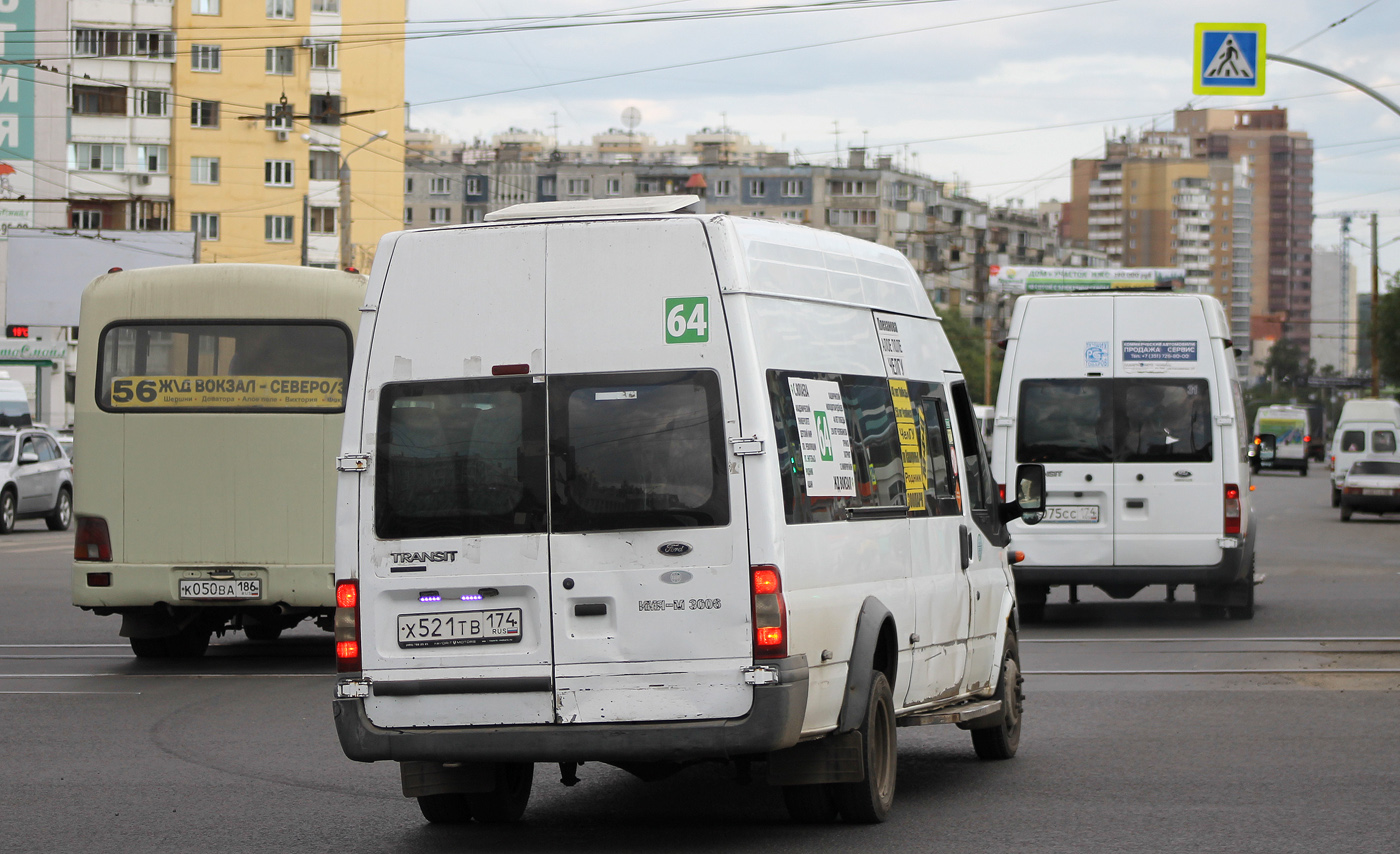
[5,324,29,339]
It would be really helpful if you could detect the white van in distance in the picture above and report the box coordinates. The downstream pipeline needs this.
[1251,404,1310,476]
[991,290,1256,620]
[331,197,1046,825]
[1328,398,1400,507]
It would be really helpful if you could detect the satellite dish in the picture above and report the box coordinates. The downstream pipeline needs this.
[621,106,641,132]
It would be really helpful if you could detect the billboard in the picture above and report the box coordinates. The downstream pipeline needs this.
[990,266,1187,294]
[0,0,35,229]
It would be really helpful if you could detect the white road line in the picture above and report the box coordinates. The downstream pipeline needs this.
[0,672,327,678]
[1024,637,1400,643]
[0,655,135,659]
[1029,668,1400,675]
[0,644,129,648]
[0,691,143,695]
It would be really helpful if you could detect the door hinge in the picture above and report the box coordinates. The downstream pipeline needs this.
[336,453,371,472]
[742,665,779,685]
[1215,415,1234,426]
[729,436,765,456]
[359,304,378,313]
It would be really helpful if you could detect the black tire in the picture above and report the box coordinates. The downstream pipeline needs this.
[244,621,283,642]
[46,487,72,531]
[783,784,840,824]
[1227,555,1256,620]
[130,636,170,658]
[1300,462,1309,477]
[466,762,533,823]
[417,793,473,825]
[833,671,897,824]
[0,488,15,534]
[1340,503,1353,522]
[1331,486,1341,508]
[129,624,211,659]
[971,630,1023,760]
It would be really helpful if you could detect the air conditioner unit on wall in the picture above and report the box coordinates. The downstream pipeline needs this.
[276,130,289,141]
[302,37,317,48]
[135,174,151,186]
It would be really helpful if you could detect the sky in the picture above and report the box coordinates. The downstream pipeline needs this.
[400,0,1400,281]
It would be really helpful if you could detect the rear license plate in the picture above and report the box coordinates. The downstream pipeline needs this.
[1043,505,1099,523]
[179,578,261,600]
[398,608,523,648]
[1362,488,1393,496]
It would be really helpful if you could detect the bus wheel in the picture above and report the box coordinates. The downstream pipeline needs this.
[47,487,72,531]
[971,630,1023,760]
[466,762,533,823]
[833,671,897,823]
[417,793,473,825]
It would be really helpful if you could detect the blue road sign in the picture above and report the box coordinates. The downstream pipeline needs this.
[1194,23,1266,96]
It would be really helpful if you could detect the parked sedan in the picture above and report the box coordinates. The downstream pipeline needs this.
[0,427,74,533]
[1339,460,1400,521]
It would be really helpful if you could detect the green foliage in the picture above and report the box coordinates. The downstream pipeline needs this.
[1377,281,1400,387]
[941,309,1003,405]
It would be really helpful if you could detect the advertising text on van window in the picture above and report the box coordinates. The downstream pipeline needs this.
[108,375,345,409]
[787,377,855,496]
[888,380,926,511]
[875,316,907,377]
[1121,341,1198,362]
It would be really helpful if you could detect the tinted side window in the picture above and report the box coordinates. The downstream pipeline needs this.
[0,436,13,461]
[1375,431,1397,454]
[910,383,960,516]
[19,437,39,461]
[36,436,59,462]
[1017,379,1113,463]
[1339,431,1366,452]
[1119,379,1212,463]
[950,381,994,512]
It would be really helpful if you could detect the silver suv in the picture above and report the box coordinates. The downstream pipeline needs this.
[0,428,74,533]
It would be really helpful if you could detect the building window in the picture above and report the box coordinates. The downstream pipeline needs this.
[539,176,556,196]
[429,176,450,195]
[430,207,451,224]
[74,29,175,59]
[264,102,293,131]
[190,100,219,128]
[311,0,339,11]
[72,143,125,172]
[748,179,766,197]
[567,178,590,196]
[73,85,128,116]
[308,94,340,125]
[193,0,221,13]
[309,150,338,181]
[135,89,169,117]
[267,0,295,20]
[133,201,171,232]
[605,177,621,195]
[780,179,804,197]
[135,144,168,173]
[265,215,295,242]
[712,179,732,197]
[309,40,338,69]
[781,210,805,222]
[636,178,659,194]
[826,209,877,226]
[190,44,221,71]
[464,208,484,223]
[308,207,336,234]
[465,177,482,195]
[190,213,219,241]
[264,160,295,186]
[404,177,414,194]
[828,180,877,196]
[265,47,294,75]
[190,156,220,184]
[72,210,103,230]
[404,207,413,224]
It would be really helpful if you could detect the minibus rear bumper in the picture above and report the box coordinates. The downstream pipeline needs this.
[333,655,809,764]
[1011,537,1251,588]
[72,562,335,609]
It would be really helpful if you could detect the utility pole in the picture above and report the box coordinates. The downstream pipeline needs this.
[339,130,389,271]
[1371,212,1381,397]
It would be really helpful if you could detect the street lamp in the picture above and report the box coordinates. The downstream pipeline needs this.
[339,130,389,271]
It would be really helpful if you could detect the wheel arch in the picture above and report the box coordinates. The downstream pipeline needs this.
[836,596,897,734]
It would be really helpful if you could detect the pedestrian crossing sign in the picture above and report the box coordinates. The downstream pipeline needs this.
[1194,23,1266,96]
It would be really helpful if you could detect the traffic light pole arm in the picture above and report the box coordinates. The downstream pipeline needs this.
[1266,54,1400,120]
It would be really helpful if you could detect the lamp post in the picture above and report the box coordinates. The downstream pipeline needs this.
[339,130,389,270]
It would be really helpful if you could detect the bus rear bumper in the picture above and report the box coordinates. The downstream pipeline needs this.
[72,562,335,610]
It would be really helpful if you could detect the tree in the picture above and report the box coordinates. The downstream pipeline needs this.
[1376,278,1400,387]
[941,309,1003,405]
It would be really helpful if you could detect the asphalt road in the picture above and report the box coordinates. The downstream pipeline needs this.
[0,469,1396,853]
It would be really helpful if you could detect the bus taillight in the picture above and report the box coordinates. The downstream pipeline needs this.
[751,565,787,659]
[74,515,112,562]
[1224,484,1242,536]
[335,579,361,672]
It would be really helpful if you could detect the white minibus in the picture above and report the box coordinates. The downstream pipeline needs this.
[71,264,366,657]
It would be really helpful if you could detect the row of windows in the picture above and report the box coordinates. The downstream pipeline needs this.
[409,176,485,195]
[190,43,338,73]
[78,210,338,244]
[530,177,810,198]
[192,1,342,18]
[404,207,486,226]
[71,149,341,187]
[187,96,342,129]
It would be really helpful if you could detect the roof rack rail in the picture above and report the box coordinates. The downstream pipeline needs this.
[484,195,702,222]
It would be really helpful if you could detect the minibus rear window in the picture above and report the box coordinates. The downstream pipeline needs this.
[1374,431,1397,454]
[550,370,729,533]
[96,321,351,413]
[1017,379,1113,464]
[1120,379,1212,463]
[375,377,547,538]
[1339,431,1365,453]
[1016,378,1212,463]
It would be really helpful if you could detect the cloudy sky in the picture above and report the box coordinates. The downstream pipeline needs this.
[401,0,1400,276]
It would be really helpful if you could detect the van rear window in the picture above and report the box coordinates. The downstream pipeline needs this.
[1339,431,1366,453]
[1375,431,1397,454]
[97,322,351,413]
[1017,378,1212,463]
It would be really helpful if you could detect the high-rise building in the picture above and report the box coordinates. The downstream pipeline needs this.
[171,0,405,268]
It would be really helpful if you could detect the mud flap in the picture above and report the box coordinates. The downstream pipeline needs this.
[767,731,865,785]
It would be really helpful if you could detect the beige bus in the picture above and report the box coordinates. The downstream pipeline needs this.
[72,264,366,658]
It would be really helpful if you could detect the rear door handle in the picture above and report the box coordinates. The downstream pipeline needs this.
[959,524,971,569]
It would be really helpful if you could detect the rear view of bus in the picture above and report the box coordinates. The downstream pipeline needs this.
[71,265,366,658]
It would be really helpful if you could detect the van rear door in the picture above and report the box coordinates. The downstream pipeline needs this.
[1112,296,1222,567]
[543,219,754,724]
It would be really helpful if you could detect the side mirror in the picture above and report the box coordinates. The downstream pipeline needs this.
[998,463,1046,525]
[19,451,39,465]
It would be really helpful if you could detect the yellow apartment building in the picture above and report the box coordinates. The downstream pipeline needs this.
[172,0,404,269]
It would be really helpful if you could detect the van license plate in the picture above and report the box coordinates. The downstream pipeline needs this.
[1362,488,1392,496]
[179,578,261,600]
[1042,505,1099,523]
[398,608,523,648]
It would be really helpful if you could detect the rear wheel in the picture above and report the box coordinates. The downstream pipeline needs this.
[1331,486,1341,508]
[129,624,211,659]
[46,487,72,531]
[1340,503,1353,522]
[833,671,897,824]
[1300,461,1309,477]
[971,630,1023,760]
[417,793,473,825]
[244,620,282,642]
[0,489,15,534]
[1227,556,1256,620]
[466,762,533,823]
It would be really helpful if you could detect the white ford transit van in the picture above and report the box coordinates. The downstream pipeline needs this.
[991,290,1256,620]
[1251,404,1310,476]
[1328,398,1400,507]
[331,197,1045,825]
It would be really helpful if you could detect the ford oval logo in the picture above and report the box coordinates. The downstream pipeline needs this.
[657,542,692,557]
[660,570,694,585]
[1175,470,1192,478]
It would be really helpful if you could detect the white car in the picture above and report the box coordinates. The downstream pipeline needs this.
[1339,460,1400,522]
[0,427,74,533]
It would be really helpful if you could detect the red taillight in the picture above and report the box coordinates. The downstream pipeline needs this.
[74,515,112,562]
[751,565,787,659]
[86,572,111,587]
[335,579,361,672]
[1224,484,1241,535]
[998,483,1006,502]
[1304,435,1311,444]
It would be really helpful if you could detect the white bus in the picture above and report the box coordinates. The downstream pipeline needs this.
[71,264,366,658]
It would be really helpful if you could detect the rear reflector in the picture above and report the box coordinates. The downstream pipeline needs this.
[751,565,787,659]
[491,363,530,376]
[1224,484,1241,536]
[86,572,112,587]
[74,515,112,562]
[335,579,361,672]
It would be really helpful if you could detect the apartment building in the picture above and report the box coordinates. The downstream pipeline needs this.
[171,0,404,268]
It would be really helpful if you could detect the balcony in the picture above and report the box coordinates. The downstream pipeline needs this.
[1087,215,1122,226]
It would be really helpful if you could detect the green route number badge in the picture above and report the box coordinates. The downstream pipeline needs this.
[665,297,710,343]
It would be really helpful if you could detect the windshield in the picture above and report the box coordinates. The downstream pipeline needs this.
[1350,460,1400,477]
[0,401,30,428]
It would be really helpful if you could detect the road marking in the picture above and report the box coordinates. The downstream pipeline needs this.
[1029,669,1400,675]
[0,644,129,648]
[0,672,328,678]
[1024,637,1400,643]
[0,690,143,695]
[0,654,135,659]
[0,544,74,554]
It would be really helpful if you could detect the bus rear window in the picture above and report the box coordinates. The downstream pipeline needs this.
[1017,379,1112,464]
[97,322,351,413]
